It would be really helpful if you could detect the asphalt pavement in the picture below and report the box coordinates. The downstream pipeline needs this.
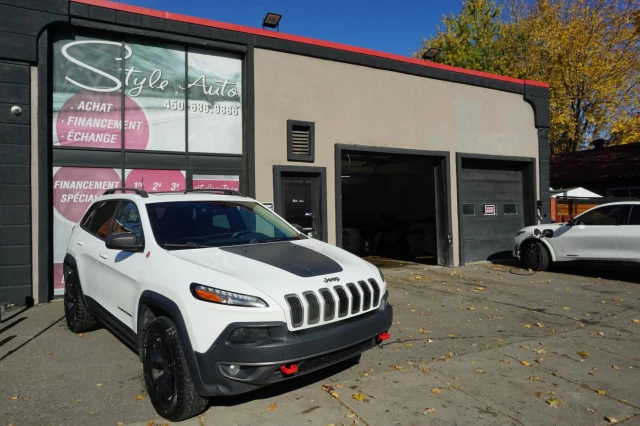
[1,260,640,426]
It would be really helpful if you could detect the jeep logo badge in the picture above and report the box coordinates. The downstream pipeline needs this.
[323,277,340,283]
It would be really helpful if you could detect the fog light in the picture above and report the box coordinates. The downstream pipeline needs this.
[228,364,241,376]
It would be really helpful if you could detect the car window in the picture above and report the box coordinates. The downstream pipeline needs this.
[112,201,144,243]
[626,206,640,225]
[146,200,300,249]
[87,201,119,239]
[576,205,624,226]
[80,203,99,230]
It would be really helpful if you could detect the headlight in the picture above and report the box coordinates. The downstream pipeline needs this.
[516,231,525,237]
[190,284,269,308]
[377,267,385,283]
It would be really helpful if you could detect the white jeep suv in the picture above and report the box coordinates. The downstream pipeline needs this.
[514,201,640,270]
[63,188,392,421]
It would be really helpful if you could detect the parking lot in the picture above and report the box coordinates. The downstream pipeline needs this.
[2,260,640,426]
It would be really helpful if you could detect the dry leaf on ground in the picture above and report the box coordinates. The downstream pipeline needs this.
[352,393,366,401]
[431,388,441,394]
[267,402,278,411]
[612,365,620,370]
[78,334,84,338]
[632,319,640,323]
[390,364,405,371]
[605,417,618,424]
[577,351,590,358]
[528,376,541,381]
[534,392,543,397]
[336,383,343,389]
[330,391,339,398]
[424,407,436,414]
[405,343,412,348]
[10,395,19,400]
[536,322,545,328]
[322,385,334,392]
[117,422,124,426]
[521,361,531,366]
[546,397,562,407]
[597,390,607,395]
[524,324,533,329]
[563,307,571,310]
[133,395,144,401]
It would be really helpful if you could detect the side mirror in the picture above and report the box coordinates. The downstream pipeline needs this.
[291,223,304,233]
[542,229,554,238]
[106,232,143,252]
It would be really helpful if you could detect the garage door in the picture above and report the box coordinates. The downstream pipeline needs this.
[459,159,531,263]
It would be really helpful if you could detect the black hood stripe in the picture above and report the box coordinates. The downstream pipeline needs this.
[220,242,343,277]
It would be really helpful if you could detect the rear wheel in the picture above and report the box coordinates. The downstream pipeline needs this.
[64,264,97,333]
[520,240,550,271]
[143,316,208,421]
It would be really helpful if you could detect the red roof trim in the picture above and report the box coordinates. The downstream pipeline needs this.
[72,0,549,88]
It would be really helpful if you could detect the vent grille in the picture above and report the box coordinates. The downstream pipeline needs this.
[368,279,381,307]
[290,125,310,156]
[358,280,371,310]
[304,292,320,324]
[334,286,349,317]
[319,288,335,321]
[346,283,361,314]
[285,295,304,328]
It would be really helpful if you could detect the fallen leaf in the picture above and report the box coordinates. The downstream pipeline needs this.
[605,417,618,424]
[422,367,430,373]
[267,402,278,411]
[597,390,607,395]
[322,385,334,392]
[612,365,620,370]
[448,334,455,338]
[431,388,441,394]
[133,395,144,401]
[11,395,19,400]
[45,352,53,356]
[336,383,343,389]
[89,411,96,415]
[589,372,597,376]
[330,391,339,398]
[467,307,475,310]
[424,407,436,414]
[586,408,595,413]
[117,423,124,426]
[475,368,484,373]
[504,360,511,364]
[96,383,103,387]
[410,309,416,313]
[345,412,356,418]
[524,324,533,329]
[390,364,405,371]
[534,392,543,397]
[528,376,541,381]
[577,351,590,358]
[632,319,640,323]
[536,349,547,354]
[405,343,413,348]
[536,322,545,328]
[78,333,84,338]
[521,361,531,366]
[352,393,366,401]
[546,397,562,407]
[563,307,571,310]
[76,399,83,403]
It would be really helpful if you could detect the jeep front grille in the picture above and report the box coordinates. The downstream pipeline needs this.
[285,279,381,328]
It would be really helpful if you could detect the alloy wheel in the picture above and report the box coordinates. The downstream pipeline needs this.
[524,243,541,270]
[147,332,177,409]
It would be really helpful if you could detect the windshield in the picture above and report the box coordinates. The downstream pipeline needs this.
[146,201,302,250]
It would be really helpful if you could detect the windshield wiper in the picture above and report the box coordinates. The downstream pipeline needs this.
[253,237,297,244]
[163,242,212,249]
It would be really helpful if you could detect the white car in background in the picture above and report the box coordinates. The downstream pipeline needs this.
[514,202,640,270]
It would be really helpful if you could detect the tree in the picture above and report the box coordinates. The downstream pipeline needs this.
[416,0,506,75]
[416,0,640,153]
[502,0,640,152]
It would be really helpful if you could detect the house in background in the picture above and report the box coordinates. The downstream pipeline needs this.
[551,141,640,197]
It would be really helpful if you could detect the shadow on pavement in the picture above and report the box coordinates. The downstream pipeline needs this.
[0,316,64,362]
[209,355,362,408]
[0,305,30,323]
[488,259,640,283]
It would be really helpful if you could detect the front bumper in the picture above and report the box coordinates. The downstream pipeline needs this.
[191,292,393,396]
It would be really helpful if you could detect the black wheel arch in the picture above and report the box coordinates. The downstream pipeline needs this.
[520,237,553,260]
[137,291,206,396]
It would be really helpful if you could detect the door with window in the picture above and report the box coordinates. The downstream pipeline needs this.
[97,200,145,329]
[557,204,623,260]
[274,168,326,241]
[617,204,640,261]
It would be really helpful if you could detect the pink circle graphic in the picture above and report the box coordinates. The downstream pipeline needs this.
[53,167,121,223]
[56,91,149,150]
[125,169,185,193]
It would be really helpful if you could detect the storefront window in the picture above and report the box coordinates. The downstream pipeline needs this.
[124,169,186,192]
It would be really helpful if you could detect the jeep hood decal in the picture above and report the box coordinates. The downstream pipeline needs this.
[219,241,343,277]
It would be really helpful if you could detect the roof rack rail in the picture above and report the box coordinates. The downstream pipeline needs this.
[103,187,149,198]
[150,189,246,197]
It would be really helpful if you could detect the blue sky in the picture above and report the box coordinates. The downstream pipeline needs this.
[120,0,465,56]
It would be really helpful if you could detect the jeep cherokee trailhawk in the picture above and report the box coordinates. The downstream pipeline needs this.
[63,188,393,421]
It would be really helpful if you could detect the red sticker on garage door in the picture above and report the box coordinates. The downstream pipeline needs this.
[484,205,496,215]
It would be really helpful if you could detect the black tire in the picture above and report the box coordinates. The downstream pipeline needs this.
[520,240,550,271]
[142,316,208,421]
[64,263,97,333]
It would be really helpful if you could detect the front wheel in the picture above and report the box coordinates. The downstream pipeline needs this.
[64,264,97,333]
[142,316,208,421]
[520,240,550,271]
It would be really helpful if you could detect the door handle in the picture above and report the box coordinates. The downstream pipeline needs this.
[99,252,109,260]
[76,240,84,246]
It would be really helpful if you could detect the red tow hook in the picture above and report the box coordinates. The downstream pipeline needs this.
[378,332,391,341]
[280,364,298,375]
